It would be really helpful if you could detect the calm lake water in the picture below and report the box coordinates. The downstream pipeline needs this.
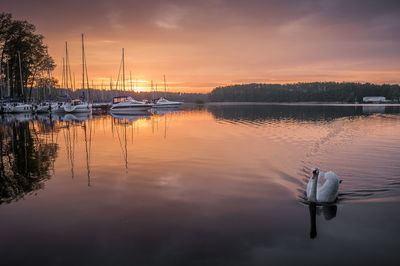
[1,104,400,266]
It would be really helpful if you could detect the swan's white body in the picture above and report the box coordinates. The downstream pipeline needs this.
[307,171,340,203]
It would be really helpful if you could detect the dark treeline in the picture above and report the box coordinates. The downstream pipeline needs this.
[209,82,400,103]
[134,91,208,103]
[45,88,208,103]
[0,13,56,101]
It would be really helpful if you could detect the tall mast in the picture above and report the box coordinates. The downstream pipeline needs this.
[62,57,65,88]
[17,51,24,100]
[130,71,132,91]
[73,72,76,91]
[110,77,113,101]
[6,55,10,97]
[46,48,51,100]
[151,80,154,100]
[65,42,69,89]
[122,48,125,91]
[66,42,73,91]
[82,34,85,92]
[82,33,90,101]
[101,80,104,102]
[163,74,167,98]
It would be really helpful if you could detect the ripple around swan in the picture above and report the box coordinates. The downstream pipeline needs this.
[210,107,400,205]
[297,114,400,204]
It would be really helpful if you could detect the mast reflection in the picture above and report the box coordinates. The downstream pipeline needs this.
[111,112,151,170]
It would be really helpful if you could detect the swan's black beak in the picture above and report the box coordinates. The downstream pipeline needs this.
[312,170,318,179]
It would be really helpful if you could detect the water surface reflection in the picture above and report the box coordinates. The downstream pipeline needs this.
[0,105,399,265]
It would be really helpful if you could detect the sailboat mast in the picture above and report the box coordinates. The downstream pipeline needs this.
[62,57,65,88]
[130,71,132,91]
[73,72,76,91]
[163,74,167,98]
[101,80,104,102]
[67,43,73,92]
[65,42,69,89]
[110,77,113,101]
[46,48,51,99]
[17,51,23,100]
[151,80,154,100]
[122,48,125,91]
[81,33,90,101]
[82,34,85,92]
[6,55,10,97]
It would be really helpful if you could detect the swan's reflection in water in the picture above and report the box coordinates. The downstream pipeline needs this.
[308,203,338,239]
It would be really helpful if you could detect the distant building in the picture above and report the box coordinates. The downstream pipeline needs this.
[363,96,386,103]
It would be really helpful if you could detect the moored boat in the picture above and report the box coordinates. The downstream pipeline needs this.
[110,96,152,114]
[63,99,92,113]
[35,102,65,113]
[8,102,33,113]
[152,97,183,108]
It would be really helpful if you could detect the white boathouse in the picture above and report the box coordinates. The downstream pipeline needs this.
[362,96,386,103]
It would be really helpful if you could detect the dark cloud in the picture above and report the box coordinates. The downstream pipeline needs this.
[2,0,399,91]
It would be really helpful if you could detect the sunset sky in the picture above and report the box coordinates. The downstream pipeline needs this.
[3,0,400,92]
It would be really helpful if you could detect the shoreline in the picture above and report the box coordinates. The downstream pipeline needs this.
[206,102,400,107]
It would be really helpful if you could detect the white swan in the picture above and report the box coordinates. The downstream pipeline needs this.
[307,168,341,203]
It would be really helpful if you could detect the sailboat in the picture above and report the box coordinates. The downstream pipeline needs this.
[64,34,92,113]
[36,48,65,113]
[110,48,152,114]
[152,75,183,108]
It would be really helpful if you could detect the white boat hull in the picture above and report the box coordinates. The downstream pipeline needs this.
[152,103,182,108]
[64,103,92,113]
[1,103,12,113]
[10,103,33,113]
[152,98,183,108]
[36,104,50,113]
[35,102,65,113]
[50,103,66,113]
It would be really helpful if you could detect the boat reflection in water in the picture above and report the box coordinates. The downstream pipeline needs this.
[111,112,152,122]
[0,104,400,265]
[0,118,59,205]
[111,112,152,169]
[151,107,182,116]
[62,113,92,123]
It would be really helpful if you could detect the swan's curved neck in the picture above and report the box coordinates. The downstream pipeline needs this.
[309,174,318,202]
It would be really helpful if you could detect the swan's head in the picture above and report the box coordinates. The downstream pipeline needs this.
[312,168,319,178]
